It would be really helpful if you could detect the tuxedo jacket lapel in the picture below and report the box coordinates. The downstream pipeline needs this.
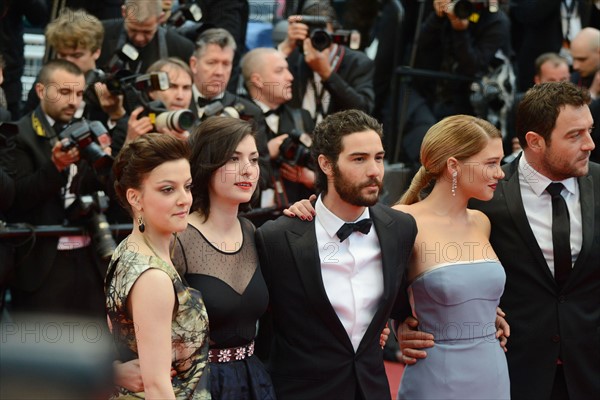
[567,174,595,286]
[502,162,556,288]
[286,223,354,352]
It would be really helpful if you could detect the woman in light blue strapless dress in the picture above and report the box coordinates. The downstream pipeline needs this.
[398,260,509,399]
[393,115,510,399]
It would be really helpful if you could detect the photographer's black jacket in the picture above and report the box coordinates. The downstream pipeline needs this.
[286,45,375,117]
[97,19,195,75]
[8,107,108,294]
[413,8,512,113]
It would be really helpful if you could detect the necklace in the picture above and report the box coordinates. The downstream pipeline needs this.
[141,233,178,262]
[142,233,164,261]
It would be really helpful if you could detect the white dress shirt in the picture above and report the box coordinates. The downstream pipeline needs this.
[518,154,583,276]
[315,195,384,351]
[254,100,280,134]
[301,44,339,124]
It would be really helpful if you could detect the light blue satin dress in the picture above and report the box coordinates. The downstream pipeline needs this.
[398,261,510,400]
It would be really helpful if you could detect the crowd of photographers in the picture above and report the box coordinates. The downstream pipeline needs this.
[0,0,599,321]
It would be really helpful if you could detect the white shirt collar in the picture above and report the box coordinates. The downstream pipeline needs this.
[518,152,577,197]
[192,84,224,103]
[253,99,271,114]
[315,194,371,241]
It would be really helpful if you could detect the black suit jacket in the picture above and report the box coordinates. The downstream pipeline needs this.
[471,157,600,399]
[256,203,417,400]
[9,108,106,293]
[286,46,375,116]
[97,19,195,73]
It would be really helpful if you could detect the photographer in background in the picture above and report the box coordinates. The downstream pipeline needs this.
[23,8,122,125]
[97,0,195,75]
[242,47,315,206]
[396,0,512,164]
[110,57,195,153]
[278,0,374,124]
[6,60,110,318]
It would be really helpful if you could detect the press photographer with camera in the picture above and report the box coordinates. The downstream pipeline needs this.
[109,57,196,151]
[395,0,512,164]
[6,59,112,318]
[277,0,374,123]
[242,47,316,206]
[97,0,195,76]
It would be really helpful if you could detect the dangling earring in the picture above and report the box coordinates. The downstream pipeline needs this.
[451,171,457,197]
[137,215,145,233]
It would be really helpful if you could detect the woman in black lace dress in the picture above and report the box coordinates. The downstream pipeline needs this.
[171,117,275,399]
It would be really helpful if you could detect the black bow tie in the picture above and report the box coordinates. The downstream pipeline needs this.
[264,106,283,117]
[197,97,219,108]
[335,218,373,242]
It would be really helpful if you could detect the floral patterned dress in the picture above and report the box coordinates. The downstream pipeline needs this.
[105,237,211,399]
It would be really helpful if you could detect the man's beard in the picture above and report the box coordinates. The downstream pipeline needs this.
[332,164,383,207]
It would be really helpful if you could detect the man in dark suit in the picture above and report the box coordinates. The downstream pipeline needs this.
[6,59,108,317]
[277,1,375,123]
[96,0,195,75]
[256,109,417,400]
[399,81,600,399]
[241,47,315,206]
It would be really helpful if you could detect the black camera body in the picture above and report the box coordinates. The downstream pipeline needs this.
[449,1,496,19]
[94,53,197,133]
[167,3,203,27]
[59,119,113,176]
[297,15,360,52]
[278,129,314,169]
[65,191,116,260]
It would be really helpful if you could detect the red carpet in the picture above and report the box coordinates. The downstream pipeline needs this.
[385,360,405,399]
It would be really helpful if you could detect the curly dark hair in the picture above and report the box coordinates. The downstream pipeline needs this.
[311,109,383,194]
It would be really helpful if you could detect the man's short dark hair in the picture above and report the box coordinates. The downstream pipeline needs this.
[312,109,383,194]
[516,81,591,148]
[38,59,83,85]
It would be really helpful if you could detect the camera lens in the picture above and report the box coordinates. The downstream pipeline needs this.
[87,211,116,260]
[311,29,332,52]
[155,110,196,133]
[451,0,474,19]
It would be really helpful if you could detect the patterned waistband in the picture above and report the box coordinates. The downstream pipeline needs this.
[208,341,255,363]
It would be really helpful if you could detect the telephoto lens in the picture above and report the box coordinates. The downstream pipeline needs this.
[155,110,196,133]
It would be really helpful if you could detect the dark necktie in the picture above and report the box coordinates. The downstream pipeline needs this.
[546,182,572,289]
[336,218,373,242]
